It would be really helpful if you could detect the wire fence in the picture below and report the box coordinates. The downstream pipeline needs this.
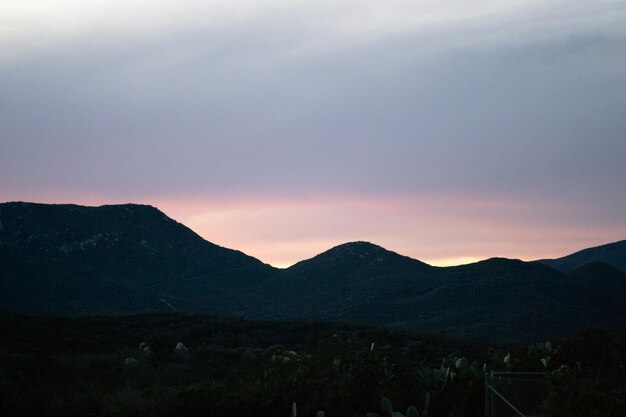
[484,372,548,417]
[485,370,626,417]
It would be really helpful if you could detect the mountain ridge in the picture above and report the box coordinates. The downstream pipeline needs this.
[536,239,626,273]
[1,201,625,342]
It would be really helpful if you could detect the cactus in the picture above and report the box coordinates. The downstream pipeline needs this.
[455,356,469,370]
[406,405,419,417]
[367,350,489,417]
[369,396,429,417]
[528,340,560,369]
[381,396,393,417]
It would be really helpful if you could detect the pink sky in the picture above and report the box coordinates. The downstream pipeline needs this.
[1,1,625,267]
[3,190,623,268]
[159,194,625,267]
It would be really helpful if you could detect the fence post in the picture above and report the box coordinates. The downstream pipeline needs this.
[489,371,495,417]
[485,371,489,417]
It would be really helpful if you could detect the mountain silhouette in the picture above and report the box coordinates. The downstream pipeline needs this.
[1,202,625,342]
[536,240,626,273]
[257,241,439,323]
[0,202,275,315]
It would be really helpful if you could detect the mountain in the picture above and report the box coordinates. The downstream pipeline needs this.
[257,241,440,323]
[536,240,626,273]
[0,202,277,315]
[415,258,626,341]
[2,201,626,342]
[566,262,626,312]
[269,253,626,341]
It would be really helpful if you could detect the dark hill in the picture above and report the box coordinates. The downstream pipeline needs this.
[256,248,626,342]
[281,241,433,294]
[265,254,604,342]
[0,202,277,315]
[410,258,603,341]
[537,240,626,273]
[566,261,626,314]
[256,241,439,323]
[2,202,626,342]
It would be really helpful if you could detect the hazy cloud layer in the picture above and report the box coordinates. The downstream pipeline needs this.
[1,1,625,264]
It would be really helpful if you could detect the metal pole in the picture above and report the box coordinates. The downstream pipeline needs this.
[490,371,495,417]
[485,371,490,417]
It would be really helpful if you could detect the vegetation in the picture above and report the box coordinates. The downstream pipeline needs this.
[0,313,485,417]
[0,314,624,416]
[1,203,625,415]
[541,330,626,417]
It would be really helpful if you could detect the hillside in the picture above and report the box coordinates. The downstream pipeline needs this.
[1,201,625,342]
[258,242,440,322]
[270,253,626,341]
[0,202,277,315]
[536,240,626,273]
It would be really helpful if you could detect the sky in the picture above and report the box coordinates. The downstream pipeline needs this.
[1,0,625,267]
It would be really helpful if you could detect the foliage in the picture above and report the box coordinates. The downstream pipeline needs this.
[366,353,485,417]
[540,330,626,417]
[0,313,486,417]
[542,366,626,417]
[1,314,625,417]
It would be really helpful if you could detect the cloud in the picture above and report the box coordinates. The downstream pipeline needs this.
[0,0,624,264]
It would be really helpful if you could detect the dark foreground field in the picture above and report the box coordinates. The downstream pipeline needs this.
[1,313,625,417]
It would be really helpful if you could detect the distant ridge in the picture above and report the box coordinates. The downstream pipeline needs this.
[536,240,626,273]
[1,201,625,342]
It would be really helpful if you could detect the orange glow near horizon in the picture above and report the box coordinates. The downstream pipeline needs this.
[427,257,484,267]
[1,191,624,268]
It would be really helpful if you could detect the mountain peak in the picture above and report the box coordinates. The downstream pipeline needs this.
[328,241,385,255]
[286,241,431,274]
[479,257,525,266]
[314,241,423,266]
